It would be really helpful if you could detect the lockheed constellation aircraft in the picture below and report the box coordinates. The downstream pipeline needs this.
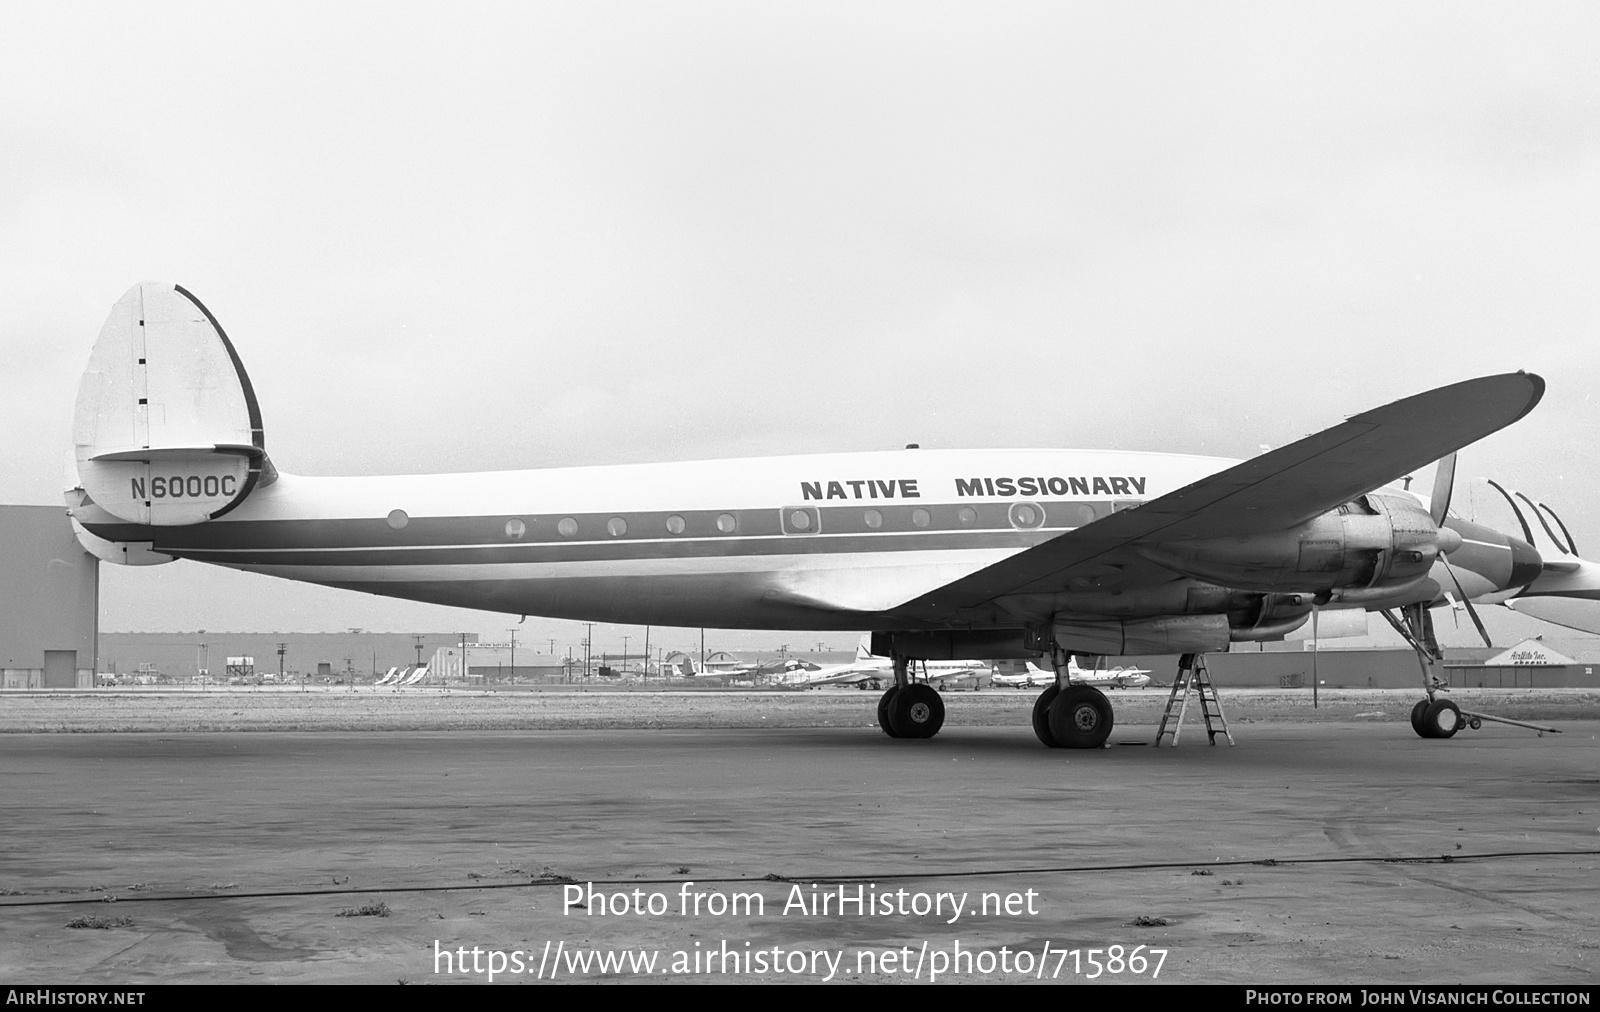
[67,284,1600,748]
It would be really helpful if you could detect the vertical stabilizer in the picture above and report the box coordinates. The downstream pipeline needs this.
[72,283,273,526]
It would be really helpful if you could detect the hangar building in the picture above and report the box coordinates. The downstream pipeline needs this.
[0,505,98,688]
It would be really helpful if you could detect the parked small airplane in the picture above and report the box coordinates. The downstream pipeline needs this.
[992,658,1151,689]
[777,635,988,689]
[68,284,1600,748]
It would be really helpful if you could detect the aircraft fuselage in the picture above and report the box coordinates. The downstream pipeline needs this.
[75,447,1234,629]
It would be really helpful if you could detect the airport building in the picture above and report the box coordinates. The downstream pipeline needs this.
[0,506,98,688]
[1443,639,1594,688]
[1137,642,1599,689]
[99,631,477,683]
[427,644,566,683]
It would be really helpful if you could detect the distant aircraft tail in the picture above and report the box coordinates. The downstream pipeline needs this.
[855,633,874,662]
[69,283,275,532]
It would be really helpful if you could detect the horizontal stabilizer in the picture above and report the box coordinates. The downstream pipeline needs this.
[70,516,175,566]
[72,283,273,525]
[1506,597,1600,635]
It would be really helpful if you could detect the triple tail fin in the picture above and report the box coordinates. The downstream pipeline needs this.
[70,283,275,527]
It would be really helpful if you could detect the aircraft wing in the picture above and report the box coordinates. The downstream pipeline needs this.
[908,373,1544,614]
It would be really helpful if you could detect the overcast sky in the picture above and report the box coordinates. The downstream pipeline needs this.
[3,3,1597,655]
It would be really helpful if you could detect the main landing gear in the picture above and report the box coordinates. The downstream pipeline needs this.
[1032,650,1114,749]
[876,657,946,739]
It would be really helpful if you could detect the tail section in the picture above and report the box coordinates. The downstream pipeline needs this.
[70,283,274,528]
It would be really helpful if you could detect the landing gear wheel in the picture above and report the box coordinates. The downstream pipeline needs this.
[888,683,945,739]
[1047,685,1114,749]
[1410,698,1431,738]
[1421,698,1462,739]
[877,687,901,738]
[1032,685,1060,747]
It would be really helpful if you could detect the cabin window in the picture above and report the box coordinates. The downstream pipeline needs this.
[912,508,931,528]
[958,506,977,524]
[665,514,686,535]
[1009,502,1044,529]
[607,517,628,537]
[558,517,578,537]
[782,506,819,535]
[386,509,409,530]
[505,518,526,539]
[716,513,737,534]
[864,508,883,529]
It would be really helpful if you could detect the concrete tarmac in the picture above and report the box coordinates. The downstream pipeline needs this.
[1,718,1597,984]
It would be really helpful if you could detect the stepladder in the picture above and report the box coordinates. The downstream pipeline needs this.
[1155,653,1235,746]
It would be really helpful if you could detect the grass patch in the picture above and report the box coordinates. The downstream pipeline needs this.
[337,902,391,918]
[67,916,133,930]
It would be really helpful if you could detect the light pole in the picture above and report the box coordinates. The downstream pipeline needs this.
[507,628,519,685]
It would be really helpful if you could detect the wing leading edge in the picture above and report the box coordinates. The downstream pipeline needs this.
[906,372,1544,615]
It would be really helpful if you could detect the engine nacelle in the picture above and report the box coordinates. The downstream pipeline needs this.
[1052,614,1231,655]
[1022,579,1316,644]
[1136,492,1443,596]
[1227,591,1314,642]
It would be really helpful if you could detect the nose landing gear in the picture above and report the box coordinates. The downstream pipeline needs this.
[1414,696,1463,738]
[1386,604,1559,739]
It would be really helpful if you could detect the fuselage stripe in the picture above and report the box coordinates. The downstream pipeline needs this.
[82,497,1129,565]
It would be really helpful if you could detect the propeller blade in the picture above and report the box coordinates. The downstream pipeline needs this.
[1440,553,1493,647]
[1484,479,1535,544]
[1513,491,1574,558]
[1536,500,1578,556]
[1429,453,1457,526]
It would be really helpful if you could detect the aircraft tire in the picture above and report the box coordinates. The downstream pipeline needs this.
[888,684,945,739]
[1410,698,1431,738]
[1421,698,1462,739]
[877,687,901,738]
[1032,685,1060,747]
[1047,685,1114,749]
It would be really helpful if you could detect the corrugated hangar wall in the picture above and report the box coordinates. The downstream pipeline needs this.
[0,506,98,688]
[99,632,473,681]
[1122,648,1597,689]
